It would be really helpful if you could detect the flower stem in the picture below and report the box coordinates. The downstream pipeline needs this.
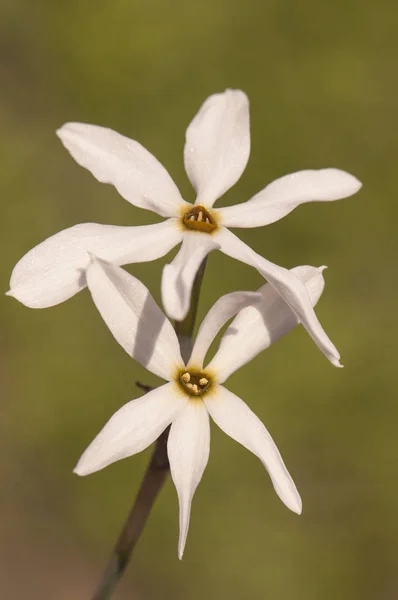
[89,259,207,600]
[174,257,207,363]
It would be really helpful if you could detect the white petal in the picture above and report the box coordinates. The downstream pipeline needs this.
[188,291,262,371]
[221,169,362,227]
[209,265,326,382]
[75,383,185,475]
[7,220,182,308]
[184,89,250,208]
[57,123,189,217]
[205,386,301,514]
[161,232,219,321]
[217,228,342,367]
[86,256,183,380]
[167,401,210,559]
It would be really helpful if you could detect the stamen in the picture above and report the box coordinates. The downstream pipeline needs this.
[178,369,212,397]
[182,205,217,233]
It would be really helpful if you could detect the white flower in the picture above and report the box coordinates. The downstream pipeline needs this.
[7,89,361,367]
[75,255,326,558]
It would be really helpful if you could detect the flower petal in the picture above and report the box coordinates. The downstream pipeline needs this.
[221,169,362,228]
[188,290,262,371]
[57,123,189,217]
[161,232,219,321]
[7,220,182,309]
[184,89,250,208]
[208,265,326,383]
[86,256,183,380]
[74,383,185,476]
[167,401,210,559]
[205,386,301,514]
[217,227,342,367]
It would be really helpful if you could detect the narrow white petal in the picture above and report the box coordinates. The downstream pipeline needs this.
[86,256,183,380]
[217,227,342,367]
[75,383,185,475]
[209,265,326,382]
[7,220,181,308]
[188,291,262,370]
[161,232,219,321]
[221,169,362,228]
[205,386,301,514]
[57,123,189,217]
[184,89,250,208]
[167,401,210,559]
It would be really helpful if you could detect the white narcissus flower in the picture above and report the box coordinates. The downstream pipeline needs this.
[75,256,326,558]
[7,89,361,367]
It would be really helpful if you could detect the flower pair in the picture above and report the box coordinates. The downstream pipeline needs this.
[7,89,362,557]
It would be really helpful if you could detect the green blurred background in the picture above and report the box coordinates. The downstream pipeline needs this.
[1,0,397,598]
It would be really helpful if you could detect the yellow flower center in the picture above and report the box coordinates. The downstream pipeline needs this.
[177,369,212,396]
[182,205,217,233]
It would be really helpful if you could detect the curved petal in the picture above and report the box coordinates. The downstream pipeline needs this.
[74,383,185,476]
[208,265,326,383]
[205,386,301,514]
[217,227,342,367]
[167,401,210,559]
[161,232,219,321]
[7,220,182,309]
[184,89,250,208]
[57,123,188,217]
[221,169,362,228]
[86,256,183,380]
[187,291,262,371]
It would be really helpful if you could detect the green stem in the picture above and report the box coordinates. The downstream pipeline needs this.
[90,259,207,600]
[174,258,207,363]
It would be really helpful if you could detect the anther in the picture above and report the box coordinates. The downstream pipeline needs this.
[192,384,199,394]
[182,205,216,233]
[181,372,191,383]
[199,377,208,387]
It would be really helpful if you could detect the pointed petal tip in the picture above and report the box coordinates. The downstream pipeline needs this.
[331,169,363,195]
[282,491,302,515]
[73,455,95,477]
[351,175,363,191]
[318,265,328,273]
[56,123,73,141]
[292,498,303,515]
[5,289,14,298]
[56,122,79,136]
[73,464,86,477]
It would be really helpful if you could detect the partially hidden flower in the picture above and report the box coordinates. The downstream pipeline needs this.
[75,255,326,558]
[7,89,361,367]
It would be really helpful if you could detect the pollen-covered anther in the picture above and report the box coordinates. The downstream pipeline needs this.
[182,205,217,233]
[178,369,212,396]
